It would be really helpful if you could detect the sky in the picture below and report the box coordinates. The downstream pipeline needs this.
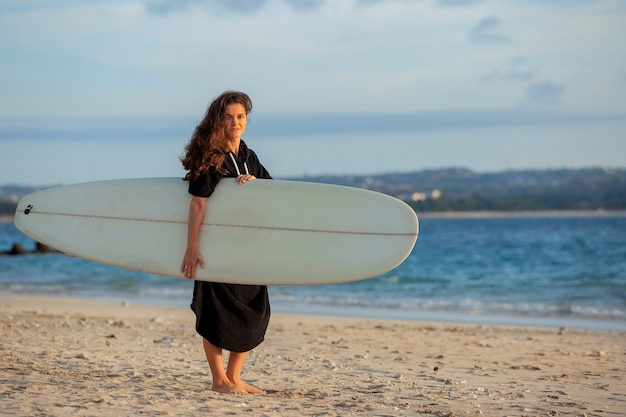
[1,0,625,185]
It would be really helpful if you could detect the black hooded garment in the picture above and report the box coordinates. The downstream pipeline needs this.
[187,140,272,352]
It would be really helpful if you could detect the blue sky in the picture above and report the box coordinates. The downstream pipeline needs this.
[1,0,625,185]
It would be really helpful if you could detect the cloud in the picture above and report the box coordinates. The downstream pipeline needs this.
[282,0,325,11]
[145,0,269,15]
[250,109,621,137]
[4,109,622,141]
[144,0,191,15]
[527,80,566,104]
[470,16,510,43]
[436,0,481,6]
[144,0,323,15]
[481,69,535,83]
[356,0,425,7]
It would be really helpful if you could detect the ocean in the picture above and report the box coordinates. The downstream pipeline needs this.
[1,214,625,331]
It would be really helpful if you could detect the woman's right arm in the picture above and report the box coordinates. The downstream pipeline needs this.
[181,195,208,279]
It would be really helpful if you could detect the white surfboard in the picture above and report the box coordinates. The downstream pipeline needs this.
[14,178,418,285]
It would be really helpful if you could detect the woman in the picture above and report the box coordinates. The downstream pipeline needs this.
[180,91,272,395]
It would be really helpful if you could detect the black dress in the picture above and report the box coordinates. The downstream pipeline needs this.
[188,140,272,352]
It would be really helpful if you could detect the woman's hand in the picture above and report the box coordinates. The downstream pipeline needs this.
[236,174,256,184]
[181,247,205,280]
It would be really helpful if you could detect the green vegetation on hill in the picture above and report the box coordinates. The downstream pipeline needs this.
[293,167,626,212]
[408,193,626,212]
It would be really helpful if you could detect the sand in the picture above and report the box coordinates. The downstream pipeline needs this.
[1,293,624,416]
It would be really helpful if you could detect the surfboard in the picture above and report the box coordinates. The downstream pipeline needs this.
[14,178,418,286]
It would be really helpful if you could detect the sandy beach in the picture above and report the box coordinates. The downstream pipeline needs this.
[0,294,624,416]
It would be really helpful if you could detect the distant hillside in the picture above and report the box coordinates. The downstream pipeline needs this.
[289,167,626,212]
[2,167,626,215]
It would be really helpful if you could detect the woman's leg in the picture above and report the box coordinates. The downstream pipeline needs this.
[202,338,246,394]
[226,351,266,395]
[202,339,265,394]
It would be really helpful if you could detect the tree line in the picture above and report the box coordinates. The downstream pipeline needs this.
[408,193,626,212]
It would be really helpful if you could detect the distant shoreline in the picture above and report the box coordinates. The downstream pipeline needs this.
[4,210,626,224]
[417,209,626,218]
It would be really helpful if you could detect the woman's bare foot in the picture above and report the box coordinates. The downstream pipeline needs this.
[211,380,248,395]
[211,380,266,395]
[239,381,266,395]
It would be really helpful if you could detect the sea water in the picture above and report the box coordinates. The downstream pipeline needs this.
[1,215,625,331]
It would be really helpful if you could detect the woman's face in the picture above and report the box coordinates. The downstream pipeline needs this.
[224,103,248,141]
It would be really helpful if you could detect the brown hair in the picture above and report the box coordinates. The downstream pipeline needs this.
[181,91,253,181]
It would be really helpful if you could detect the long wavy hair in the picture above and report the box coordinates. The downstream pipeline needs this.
[181,91,253,181]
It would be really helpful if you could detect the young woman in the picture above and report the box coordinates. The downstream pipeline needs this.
[180,91,271,395]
